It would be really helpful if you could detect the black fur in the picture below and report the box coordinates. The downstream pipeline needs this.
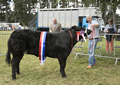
[5,26,91,80]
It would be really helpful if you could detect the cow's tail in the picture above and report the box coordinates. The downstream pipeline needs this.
[5,49,11,66]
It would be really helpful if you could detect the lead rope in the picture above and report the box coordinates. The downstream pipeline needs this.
[89,25,95,56]
[68,29,73,50]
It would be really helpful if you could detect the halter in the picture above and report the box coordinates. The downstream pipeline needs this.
[68,29,73,50]
[89,25,95,56]
[68,29,87,50]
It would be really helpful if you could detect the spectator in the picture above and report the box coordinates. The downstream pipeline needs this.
[13,26,15,31]
[19,24,21,29]
[0,25,1,30]
[49,18,62,32]
[104,18,117,54]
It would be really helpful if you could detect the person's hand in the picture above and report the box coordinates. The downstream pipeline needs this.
[85,36,87,39]
[90,25,94,30]
[105,29,108,33]
[91,24,95,28]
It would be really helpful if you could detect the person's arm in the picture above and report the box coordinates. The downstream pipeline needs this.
[113,24,117,33]
[91,24,99,28]
[49,29,52,32]
[104,25,108,33]
[59,23,62,32]
[49,24,53,32]
[91,20,99,28]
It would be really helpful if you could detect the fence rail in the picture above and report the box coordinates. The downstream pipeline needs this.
[73,34,120,65]
[0,33,11,56]
[0,32,120,65]
[28,16,37,30]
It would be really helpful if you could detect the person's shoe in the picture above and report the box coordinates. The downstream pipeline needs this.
[86,65,93,69]
[106,51,109,54]
[93,62,97,66]
[110,51,112,55]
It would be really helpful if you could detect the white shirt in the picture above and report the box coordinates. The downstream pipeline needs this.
[54,24,56,27]
[88,20,99,38]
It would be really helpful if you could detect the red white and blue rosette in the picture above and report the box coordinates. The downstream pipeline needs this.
[39,32,47,65]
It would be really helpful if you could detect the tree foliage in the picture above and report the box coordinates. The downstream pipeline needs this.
[0,0,120,25]
[0,0,38,25]
[81,0,120,24]
[0,0,11,22]
[13,0,38,25]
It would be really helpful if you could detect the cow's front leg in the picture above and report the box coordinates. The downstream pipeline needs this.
[58,57,67,78]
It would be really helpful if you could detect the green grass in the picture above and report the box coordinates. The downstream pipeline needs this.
[0,31,120,85]
[0,31,13,33]
[0,31,12,55]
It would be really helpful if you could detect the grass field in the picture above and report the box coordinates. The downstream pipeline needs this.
[0,31,12,55]
[0,31,120,85]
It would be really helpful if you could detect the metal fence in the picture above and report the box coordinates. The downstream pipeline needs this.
[28,16,37,30]
[0,32,120,65]
[73,35,120,65]
[0,33,11,56]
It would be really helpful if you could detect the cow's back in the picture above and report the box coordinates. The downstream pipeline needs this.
[8,29,40,56]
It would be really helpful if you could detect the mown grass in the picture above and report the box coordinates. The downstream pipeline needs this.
[0,31,120,85]
[0,31,12,55]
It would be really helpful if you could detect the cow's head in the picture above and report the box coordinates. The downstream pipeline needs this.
[71,25,92,41]
[71,25,92,35]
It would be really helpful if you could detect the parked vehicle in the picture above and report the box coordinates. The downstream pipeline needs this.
[29,7,105,31]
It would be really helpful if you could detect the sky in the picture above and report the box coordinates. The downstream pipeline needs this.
[9,0,14,11]
[116,9,120,15]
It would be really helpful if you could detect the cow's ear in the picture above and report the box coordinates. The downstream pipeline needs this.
[71,25,77,31]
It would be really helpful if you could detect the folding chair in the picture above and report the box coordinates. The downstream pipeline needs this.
[114,37,120,55]
[95,37,102,56]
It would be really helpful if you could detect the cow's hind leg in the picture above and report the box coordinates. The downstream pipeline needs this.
[11,56,17,80]
[11,53,24,80]
[16,53,24,75]
[58,57,67,78]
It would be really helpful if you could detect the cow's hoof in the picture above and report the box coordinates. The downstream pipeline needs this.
[17,73,21,75]
[12,76,16,80]
[62,76,66,78]
[12,77,16,80]
[62,75,66,78]
[13,78,16,80]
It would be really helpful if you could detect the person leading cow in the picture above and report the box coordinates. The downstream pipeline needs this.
[86,14,100,69]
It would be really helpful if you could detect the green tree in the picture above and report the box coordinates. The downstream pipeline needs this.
[40,0,47,8]
[0,0,11,22]
[81,0,120,24]
[13,0,38,25]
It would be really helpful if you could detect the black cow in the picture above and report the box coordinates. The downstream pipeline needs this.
[5,26,91,80]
